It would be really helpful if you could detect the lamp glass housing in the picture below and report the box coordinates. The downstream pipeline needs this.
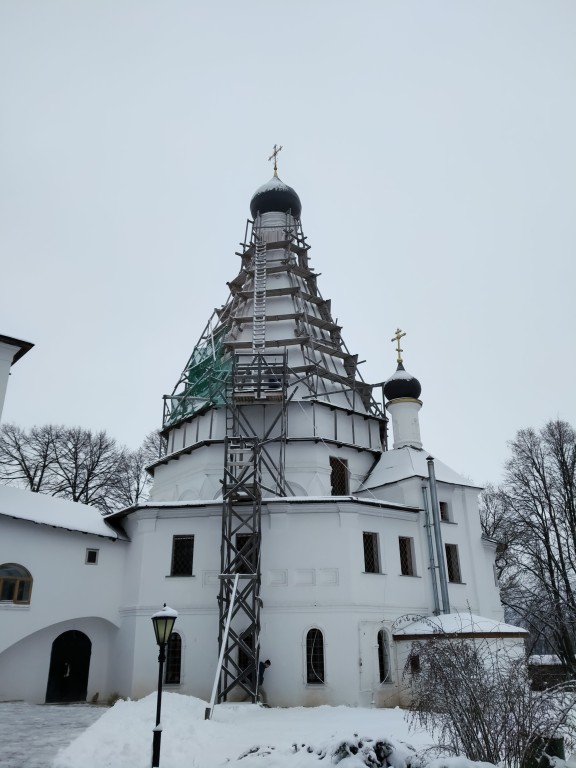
[151,606,177,646]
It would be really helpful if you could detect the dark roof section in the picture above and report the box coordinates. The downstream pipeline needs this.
[0,334,34,365]
[383,362,422,401]
[250,176,302,219]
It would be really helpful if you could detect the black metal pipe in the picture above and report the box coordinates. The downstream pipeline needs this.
[152,644,166,767]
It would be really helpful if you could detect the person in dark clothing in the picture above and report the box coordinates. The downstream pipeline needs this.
[258,659,271,703]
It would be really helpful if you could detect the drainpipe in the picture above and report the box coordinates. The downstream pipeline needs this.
[421,483,441,615]
[427,456,450,614]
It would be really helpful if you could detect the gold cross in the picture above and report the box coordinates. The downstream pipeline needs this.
[268,144,283,176]
[391,328,406,364]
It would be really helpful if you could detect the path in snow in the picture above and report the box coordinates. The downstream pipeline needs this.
[0,702,105,768]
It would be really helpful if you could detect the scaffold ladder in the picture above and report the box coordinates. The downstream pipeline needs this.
[252,238,267,352]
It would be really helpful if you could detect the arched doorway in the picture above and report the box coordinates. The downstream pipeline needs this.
[45,630,91,703]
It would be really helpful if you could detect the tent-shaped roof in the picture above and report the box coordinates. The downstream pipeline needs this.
[0,485,125,539]
[361,445,481,491]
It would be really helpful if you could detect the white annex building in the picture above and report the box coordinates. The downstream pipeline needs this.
[0,165,526,708]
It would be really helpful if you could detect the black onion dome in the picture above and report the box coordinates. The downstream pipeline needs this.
[250,176,302,219]
[383,362,422,401]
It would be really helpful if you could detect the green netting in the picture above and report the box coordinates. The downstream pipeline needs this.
[165,328,232,427]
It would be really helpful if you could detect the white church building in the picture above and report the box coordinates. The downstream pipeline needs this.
[0,167,526,709]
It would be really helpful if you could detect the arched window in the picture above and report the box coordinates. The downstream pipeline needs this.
[377,629,391,683]
[164,632,182,684]
[0,563,32,604]
[306,628,325,684]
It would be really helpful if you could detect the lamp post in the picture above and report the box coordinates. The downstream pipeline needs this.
[151,604,178,768]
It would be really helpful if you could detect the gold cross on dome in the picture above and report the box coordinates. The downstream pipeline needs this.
[268,144,283,176]
[391,328,406,364]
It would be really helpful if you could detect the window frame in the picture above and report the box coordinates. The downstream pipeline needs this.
[377,629,392,683]
[439,501,450,522]
[305,628,325,685]
[445,543,463,583]
[164,631,182,685]
[235,533,257,574]
[85,548,99,565]
[0,563,33,605]
[329,456,349,496]
[170,535,195,577]
[398,536,416,576]
[362,531,380,574]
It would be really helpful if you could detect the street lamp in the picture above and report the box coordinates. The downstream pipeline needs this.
[151,604,178,768]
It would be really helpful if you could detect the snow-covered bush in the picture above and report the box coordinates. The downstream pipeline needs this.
[404,634,576,768]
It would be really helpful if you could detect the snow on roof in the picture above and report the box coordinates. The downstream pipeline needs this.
[361,446,481,490]
[0,485,122,539]
[393,612,528,637]
[106,494,420,519]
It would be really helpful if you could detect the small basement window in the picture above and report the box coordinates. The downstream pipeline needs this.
[85,549,99,565]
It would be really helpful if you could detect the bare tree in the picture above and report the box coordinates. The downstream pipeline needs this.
[112,431,162,509]
[48,427,125,514]
[0,423,165,514]
[0,423,60,492]
[480,420,576,674]
[405,632,575,768]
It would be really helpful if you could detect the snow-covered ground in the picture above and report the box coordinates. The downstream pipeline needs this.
[49,693,435,767]
[0,702,104,768]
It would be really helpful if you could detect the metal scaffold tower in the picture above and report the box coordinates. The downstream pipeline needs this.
[216,220,290,703]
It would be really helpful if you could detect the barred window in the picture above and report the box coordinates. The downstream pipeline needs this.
[377,629,391,683]
[0,563,32,604]
[236,533,257,574]
[399,537,415,576]
[445,544,462,583]
[170,535,194,576]
[330,457,349,495]
[164,632,182,684]
[363,532,380,573]
[306,628,325,684]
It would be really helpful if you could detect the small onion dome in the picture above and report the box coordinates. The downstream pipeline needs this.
[383,362,422,401]
[250,176,302,219]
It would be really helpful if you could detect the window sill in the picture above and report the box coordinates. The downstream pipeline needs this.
[362,571,387,576]
[305,683,326,688]
[448,580,466,585]
[399,574,421,578]
[0,602,31,610]
[165,574,195,578]
[441,520,457,525]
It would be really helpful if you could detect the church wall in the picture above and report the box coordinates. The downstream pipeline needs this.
[365,477,504,621]
[0,617,117,704]
[0,516,125,655]
[148,445,225,502]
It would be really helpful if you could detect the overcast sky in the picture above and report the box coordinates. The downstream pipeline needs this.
[1,0,575,486]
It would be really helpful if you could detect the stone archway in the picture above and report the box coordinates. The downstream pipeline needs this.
[45,630,91,703]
